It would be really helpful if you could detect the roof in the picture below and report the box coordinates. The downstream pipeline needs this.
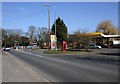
[68,32,120,38]
[85,32,120,38]
[85,32,102,36]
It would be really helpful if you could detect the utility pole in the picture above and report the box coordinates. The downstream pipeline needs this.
[43,5,58,51]
[44,4,50,51]
[54,6,57,50]
[48,6,50,51]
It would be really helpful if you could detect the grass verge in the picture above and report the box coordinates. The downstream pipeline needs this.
[44,50,92,54]
[44,50,79,54]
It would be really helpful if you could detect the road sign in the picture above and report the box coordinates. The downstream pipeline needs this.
[51,35,56,49]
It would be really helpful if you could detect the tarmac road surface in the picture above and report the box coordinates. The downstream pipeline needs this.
[2,49,119,82]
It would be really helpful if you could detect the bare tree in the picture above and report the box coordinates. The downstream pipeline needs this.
[37,27,48,48]
[68,29,91,51]
[74,30,91,51]
[2,29,23,47]
[117,27,120,35]
[3,29,23,37]
[28,26,36,44]
[96,20,118,35]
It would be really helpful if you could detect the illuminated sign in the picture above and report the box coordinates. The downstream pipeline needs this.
[51,35,56,49]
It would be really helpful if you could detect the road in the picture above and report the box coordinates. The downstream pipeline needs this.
[2,49,118,82]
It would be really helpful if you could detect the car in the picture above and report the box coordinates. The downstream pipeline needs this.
[15,46,20,49]
[89,44,101,49]
[3,47,10,51]
[27,45,33,49]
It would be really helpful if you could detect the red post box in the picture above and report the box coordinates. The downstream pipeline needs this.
[62,41,67,51]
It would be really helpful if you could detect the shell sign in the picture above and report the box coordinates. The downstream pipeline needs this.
[51,35,55,40]
[51,35,56,49]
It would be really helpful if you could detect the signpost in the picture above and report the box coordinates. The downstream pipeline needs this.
[51,35,56,49]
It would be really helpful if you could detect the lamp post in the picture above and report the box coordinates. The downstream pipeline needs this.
[44,4,50,51]
[54,6,57,50]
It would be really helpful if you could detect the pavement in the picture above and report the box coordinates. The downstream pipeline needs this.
[2,51,49,82]
[0,50,2,83]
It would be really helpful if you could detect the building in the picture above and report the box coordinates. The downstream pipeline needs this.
[85,32,120,47]
[68,32,120,48]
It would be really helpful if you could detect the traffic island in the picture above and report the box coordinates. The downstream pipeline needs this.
[43,49,93,55]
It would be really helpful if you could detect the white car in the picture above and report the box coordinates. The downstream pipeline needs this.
[3,47,10,51]
[89,44,102,49]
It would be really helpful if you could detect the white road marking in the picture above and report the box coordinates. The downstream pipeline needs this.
[15,50,44,58]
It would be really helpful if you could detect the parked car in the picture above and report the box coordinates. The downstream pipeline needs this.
[2,47,10,51]
[89,44,101,49]
[27,45,33,49]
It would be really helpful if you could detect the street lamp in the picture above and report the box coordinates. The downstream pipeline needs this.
[54,6,57,50]
[44,4,50,51]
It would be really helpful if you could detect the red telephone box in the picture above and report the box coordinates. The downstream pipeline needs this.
[62,41,67,51]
